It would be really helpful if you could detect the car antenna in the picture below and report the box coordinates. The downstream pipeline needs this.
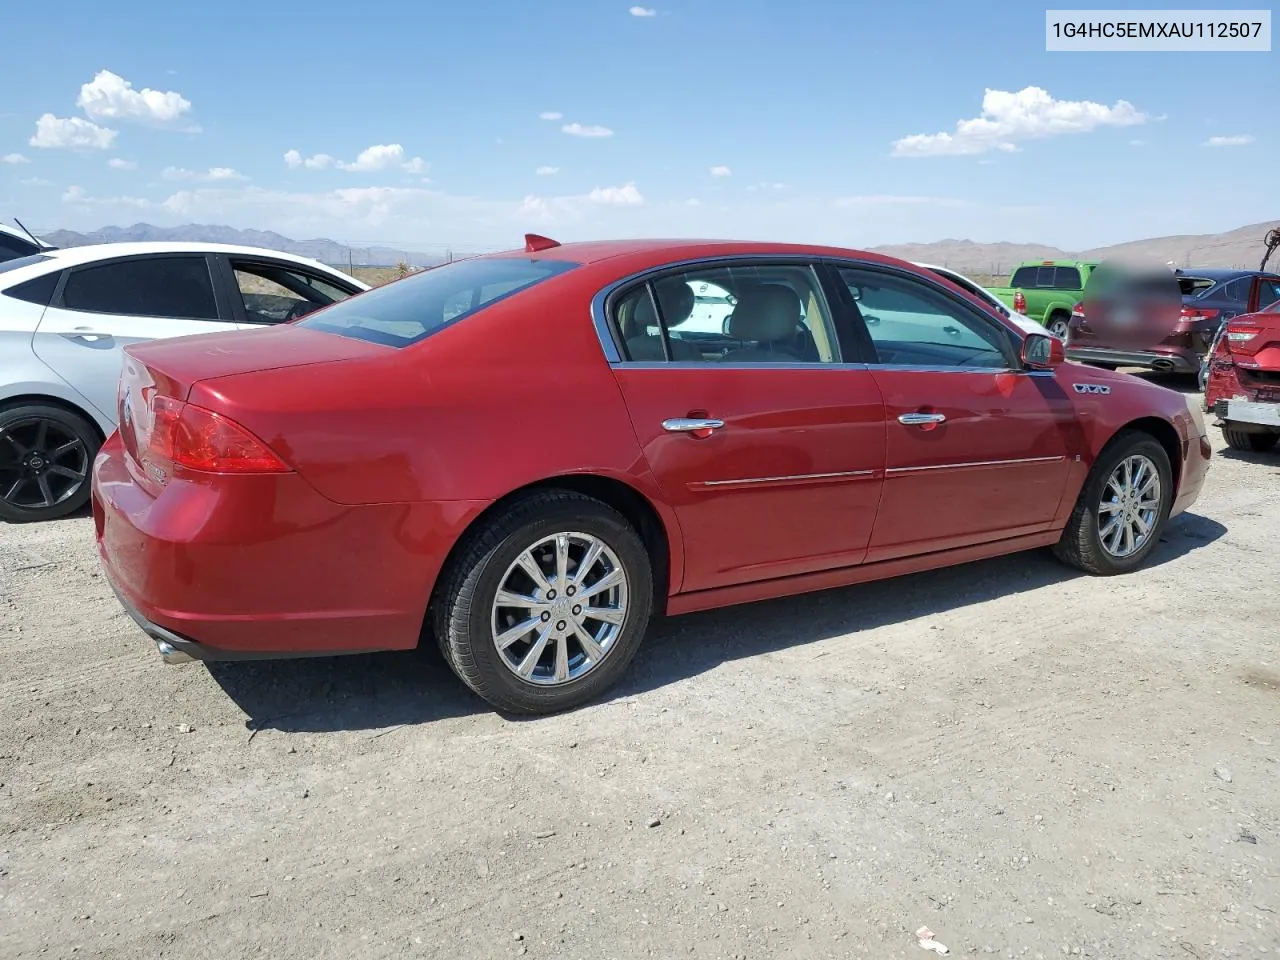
[12,217,42,247]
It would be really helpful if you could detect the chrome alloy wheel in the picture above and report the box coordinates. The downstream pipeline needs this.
[490,532,629,686]
[1097,454,1162,559]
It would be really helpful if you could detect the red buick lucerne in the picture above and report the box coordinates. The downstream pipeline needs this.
[92,236,1211,714]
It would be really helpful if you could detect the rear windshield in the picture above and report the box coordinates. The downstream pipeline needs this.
[298,256,580,347]
[1178,276,1216,298]
[0,253,54,275]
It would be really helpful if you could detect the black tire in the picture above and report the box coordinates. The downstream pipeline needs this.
[1052,430,1173,576]
[431,490,654,715]
[0,402,101,524]
[1223,425,1280,452]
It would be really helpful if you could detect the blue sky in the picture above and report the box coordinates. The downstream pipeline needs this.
[0,0,1273,253]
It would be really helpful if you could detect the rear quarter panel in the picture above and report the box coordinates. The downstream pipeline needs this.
[187,261,672,513]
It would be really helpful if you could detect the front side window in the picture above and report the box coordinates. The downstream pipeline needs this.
[613,263,840,364]
[838,267,1013,369]
[61,256,219,320]
[299,256,578,347]
[232,260,355,324]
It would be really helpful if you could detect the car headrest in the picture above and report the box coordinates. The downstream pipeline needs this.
[728,285,802,343]
[632,279,695,334]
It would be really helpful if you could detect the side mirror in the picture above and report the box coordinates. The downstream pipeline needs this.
[1021,332,1065,370]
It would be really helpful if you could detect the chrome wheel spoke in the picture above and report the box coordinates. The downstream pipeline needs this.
[553,635,570,682]
[516,625,553,679]
[495,616,542,651]
[579,568,624,600]
[585,605,625,625]
[516,552,553,593]
[573,541,603,586]
[1099,499,1123,515]
[572,623,606,663]
[1098,453,1162,559]
[491,531,630,687]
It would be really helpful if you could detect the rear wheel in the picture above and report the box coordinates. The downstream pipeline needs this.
[1053,431,1173,576]
[0,403,100,524]
[432,490,654,715]
[1223,424,1280,452]
[1046,312,1070,339]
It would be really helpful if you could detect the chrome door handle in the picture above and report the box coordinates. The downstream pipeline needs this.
[898,412,946,426]
[662,417,724,433]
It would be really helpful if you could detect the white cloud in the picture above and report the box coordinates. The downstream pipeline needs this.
[562,122,614,138]
[629,6,657,15]
[1204,134,1254,147]
[2,153,30,164]
[62,185,87,203]
[746,181,791,192]
[29,114,117,150]
[709,165,732,177]
[60,184,153,208]
[285,144,427,172]
[539,111,563,121]
[76,70,196,130]
[163,166,248,182]
[21,177,55,187]
[535,165,560,175]
[108,157,138,170]
[892,86,1147,157]
[587,182,644,205]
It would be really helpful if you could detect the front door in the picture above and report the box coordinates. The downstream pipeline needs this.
[32,254,236,425]
[831,263,1077,562]
[606,260,887,593]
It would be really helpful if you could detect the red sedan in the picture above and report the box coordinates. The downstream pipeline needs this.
[92,237,1211,714]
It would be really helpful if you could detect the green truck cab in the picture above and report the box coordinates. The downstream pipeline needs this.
[988,260,1098,338]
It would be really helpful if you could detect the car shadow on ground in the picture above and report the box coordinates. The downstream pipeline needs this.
[208,511,1226,735]
[1215,447,1280,467]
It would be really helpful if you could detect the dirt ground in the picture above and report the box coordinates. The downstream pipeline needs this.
[2,402,1278,960]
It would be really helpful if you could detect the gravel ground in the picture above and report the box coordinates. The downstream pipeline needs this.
[2,417,1278,960]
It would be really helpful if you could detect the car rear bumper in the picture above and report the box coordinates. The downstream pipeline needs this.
[1213,398,1280,428]
[1066,346,1199,372]
[91,430,487,661]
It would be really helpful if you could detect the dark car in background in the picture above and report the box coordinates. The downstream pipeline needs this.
[1065,268,1280,376]
[0,224,51,264]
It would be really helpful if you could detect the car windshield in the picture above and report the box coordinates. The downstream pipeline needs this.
[0,253,54,275]
[298,256,580,347]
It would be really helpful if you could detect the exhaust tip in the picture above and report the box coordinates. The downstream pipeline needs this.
[156,639,194,665]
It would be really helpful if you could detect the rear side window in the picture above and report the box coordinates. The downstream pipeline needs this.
[1054,267,1081,289]
[1178,276,1216,298]
[0,253,53,275]
[5,270,60,306]
[1010,266,1037,288]
[61,256,219,320]
[0,234,40,262]
[299,256,579,347]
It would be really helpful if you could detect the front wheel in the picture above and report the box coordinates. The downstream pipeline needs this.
[432,490,654,715]
[1053,431,1173,575]
[1223,425,1280,452]
[0,403,101,524]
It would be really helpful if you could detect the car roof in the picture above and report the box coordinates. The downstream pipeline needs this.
[0,240,367,289]
[1178,267,1258,281]
[487,237,916,271]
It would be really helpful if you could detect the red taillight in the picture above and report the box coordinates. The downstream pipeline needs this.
[1013,291,1026,312]
[1071,301,1084,318]
[1180,307,1220,322]
[140,396,289,481]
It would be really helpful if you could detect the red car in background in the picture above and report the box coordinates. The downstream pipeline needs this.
[1066,269,1280,376]
[92,237,1211,715]
[1204,296,1280,452]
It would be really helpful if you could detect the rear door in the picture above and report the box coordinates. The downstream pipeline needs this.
[604,258,887,593]
[213,255,363,327]
[32,254,235,425]
[829,261,1077,562]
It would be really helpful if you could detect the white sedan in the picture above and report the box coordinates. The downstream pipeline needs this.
[0,242,369,522]
[913,262,1050,337]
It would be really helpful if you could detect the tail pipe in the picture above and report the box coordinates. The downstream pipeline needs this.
[1150,358,1176,372]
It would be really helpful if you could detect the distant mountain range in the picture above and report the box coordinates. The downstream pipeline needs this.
[32,219,1280,277]
[37,223,453,268]
[871,220,1280,276]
